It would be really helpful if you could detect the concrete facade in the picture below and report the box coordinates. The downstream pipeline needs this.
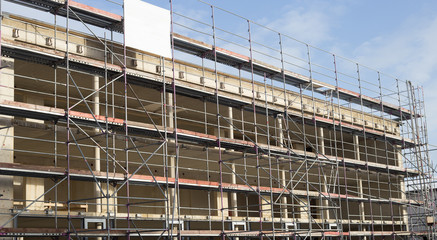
[0,1,433,239]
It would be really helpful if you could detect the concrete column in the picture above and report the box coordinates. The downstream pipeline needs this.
[317,127,325,155]
[93,76,103,215]
[396,145,408,232]
[395,145,403,168]
[353,135,360,161]
[299,198,309,220]
[92,76,104,239]
[166,92,179,217]
[211,105,230,217]
[230,163,238,217]
[93,76,101,173]
[228,107,238,217]
[358,177,365,221]
[101,183,117,214]
[166,93,174,129]
[354,135,366,230]
[277,114,284,147]
[399,176,409,231]
[23,95,45,211]
[396,143,409,231]
[227,107,239,239]
[0,57,14,227]
[357,176,367,239]
[281,170,288,218]
[23,177,44,211]
[261,195,272,219]
[215,191,228,217]
[278,115,289,220]
[317,127,330,221]
[228,106,234,140]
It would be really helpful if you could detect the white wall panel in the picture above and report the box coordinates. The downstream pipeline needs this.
[125,0,171,58]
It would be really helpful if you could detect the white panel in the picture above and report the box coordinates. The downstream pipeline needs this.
[125,0,171,58]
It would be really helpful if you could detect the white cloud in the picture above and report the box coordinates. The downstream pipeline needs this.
[351,14,437,164]
[354,16,437,85]
[352,15,437,133]
[230,1,348,77]
[264,4,338,45]
[251,1,437,162]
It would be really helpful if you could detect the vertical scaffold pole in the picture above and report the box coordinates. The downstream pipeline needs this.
[247,19,264,240]
[376,71,396,239]
[210,5,226,240]
[65,0,71,239]
[263,73,276,239]
[332,55,349,237]
[122,1,132,239]
[354,63,375,240]
[170,1,181,239]
[104,32,110,239]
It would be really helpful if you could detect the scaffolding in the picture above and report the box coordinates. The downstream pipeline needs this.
[0,0,435,239]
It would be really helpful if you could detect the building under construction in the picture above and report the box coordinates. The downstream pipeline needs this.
[0,0,435,239]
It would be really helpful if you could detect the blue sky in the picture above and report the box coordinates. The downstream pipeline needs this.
[4,0,437,168]
[210,0,437,168]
